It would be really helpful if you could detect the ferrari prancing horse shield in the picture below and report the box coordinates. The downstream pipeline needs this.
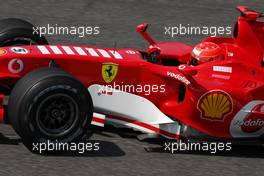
[102,63,118,83]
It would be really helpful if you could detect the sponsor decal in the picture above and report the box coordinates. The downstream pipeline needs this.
[102,63,118,83]
[98,90,113,96]
[0,48,7,56]
[230,101,264,137]
[213,66,232,73]
[8,58,24,73]
[198,90,232,121]
[178,65,186,70]
[227,52,234,57]
[126,50,136,54]
[211,74,230,80]
[10,47,29,54]
[91,113,106,127]
[37,45,123,59]
[167,71,190,85]
[234,119,264,133]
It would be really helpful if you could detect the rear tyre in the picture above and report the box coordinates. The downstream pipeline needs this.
[0,18,48,46]
[8,68,93,153]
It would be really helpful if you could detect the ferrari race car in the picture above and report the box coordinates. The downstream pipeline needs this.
[0,6,263,151]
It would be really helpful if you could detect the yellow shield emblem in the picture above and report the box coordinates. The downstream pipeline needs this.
[102,63,118,83]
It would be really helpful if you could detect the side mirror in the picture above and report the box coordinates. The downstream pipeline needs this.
[136,23,148,33]
[136,22,156,46]
[236,6,262,20]
[236,6,248,14]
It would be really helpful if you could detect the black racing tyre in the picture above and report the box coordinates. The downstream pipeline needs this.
[0,18,48,125]
[8,68,93,152]
[0,18,48,46]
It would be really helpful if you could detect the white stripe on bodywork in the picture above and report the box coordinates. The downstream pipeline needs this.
[97,49,111,58]
[106,117,155,133]
[212,74,231,80]
[62,46,75,55]
[74,47,87,56]
[50,46,63,54]
[88,86,181,138]
[106,117,180,139]
[37,46,50,54]
[93,112,106,120]
[109,50,123,59]
[88,84,175,125]
[91,113,106,127]
[86,48,99,57]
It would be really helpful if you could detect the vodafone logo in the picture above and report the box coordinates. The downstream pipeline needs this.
[178,65,186,70]
[8,59,24,73]
[230,101,264,137]
[167,71,190,85]
[234,119,264,133]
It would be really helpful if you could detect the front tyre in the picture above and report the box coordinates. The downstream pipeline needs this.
[8,68,93,152]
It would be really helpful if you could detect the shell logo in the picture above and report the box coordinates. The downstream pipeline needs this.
[198,90,233,121]
[0,48,7,56]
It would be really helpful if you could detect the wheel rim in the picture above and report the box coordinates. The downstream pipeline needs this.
[36,93,79,137]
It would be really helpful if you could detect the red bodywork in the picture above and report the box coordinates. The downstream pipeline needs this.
[0,6,264,140]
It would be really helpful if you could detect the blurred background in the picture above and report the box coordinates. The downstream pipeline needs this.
[0,0,262,48]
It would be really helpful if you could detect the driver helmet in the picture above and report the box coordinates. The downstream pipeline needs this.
[190,42,223,65]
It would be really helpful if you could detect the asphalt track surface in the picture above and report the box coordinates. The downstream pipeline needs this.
[0,0,264,176]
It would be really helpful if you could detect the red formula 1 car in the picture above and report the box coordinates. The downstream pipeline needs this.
[0,6,263,151]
